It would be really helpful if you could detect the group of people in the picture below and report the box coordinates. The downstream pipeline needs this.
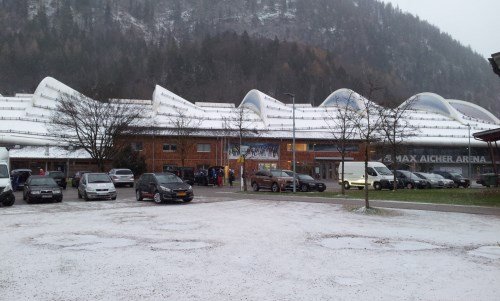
[210,168,236,187]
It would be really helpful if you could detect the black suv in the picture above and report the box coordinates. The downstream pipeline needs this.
[135,172,193,204]
[46,171,67,189]
[283,171,326,192]
[433,171,470,188]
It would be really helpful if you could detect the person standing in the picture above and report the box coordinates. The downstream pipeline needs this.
[39,168,45,176]
[229,169,235,187]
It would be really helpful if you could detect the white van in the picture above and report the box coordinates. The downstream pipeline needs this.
[338,161,395,190]
[0,147,15,206]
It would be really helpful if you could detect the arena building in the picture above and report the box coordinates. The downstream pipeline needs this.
[0,77,498,180]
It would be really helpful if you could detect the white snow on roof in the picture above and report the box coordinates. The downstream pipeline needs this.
[0,77,498,148]
[9,146,92,159]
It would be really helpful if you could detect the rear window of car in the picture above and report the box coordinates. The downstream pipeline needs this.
[116,169,133,175]
[49,172,64,178]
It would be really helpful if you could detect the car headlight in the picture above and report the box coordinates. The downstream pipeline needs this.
[86,187,96,192]
[188,185,193,191]
[53,189,61,194]
[4,182,12,192]
[160,186,171,192]
[31,190,41,195]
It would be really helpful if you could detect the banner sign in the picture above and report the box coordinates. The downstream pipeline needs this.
[394,155,488,164]
[229,143,279,160]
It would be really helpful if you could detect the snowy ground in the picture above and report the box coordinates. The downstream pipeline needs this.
[1,198,499,300]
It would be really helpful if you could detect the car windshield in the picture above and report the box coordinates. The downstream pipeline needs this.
[0,165,8,178]
[156,174,183,184]
[116,170,133,175]
[88,174,111,183]
[298,174,314,181]
[414,173,426,180]
[433,174,445,179]
[271,170,289,177]
[49,172,64,178]
[450,173,463,178]
[30,177,57,186]
[374,166,392,176]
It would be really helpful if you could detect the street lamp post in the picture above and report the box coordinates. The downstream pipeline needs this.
[313,143,316,178]
[467,124,471,179]
[284,93,296,193]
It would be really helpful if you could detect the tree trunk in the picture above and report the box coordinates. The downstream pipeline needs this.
[340,154,345,196]
[364,142,370,209]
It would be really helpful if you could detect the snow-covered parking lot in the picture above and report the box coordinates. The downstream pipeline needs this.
[1,198,500,300]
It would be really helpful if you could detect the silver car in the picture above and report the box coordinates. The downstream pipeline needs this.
[108,168,135,187]
[78,173,117,201]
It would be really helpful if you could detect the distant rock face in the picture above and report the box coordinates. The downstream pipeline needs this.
[4,0,500,115]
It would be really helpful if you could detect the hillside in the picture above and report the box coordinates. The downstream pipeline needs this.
[0,0,498,115]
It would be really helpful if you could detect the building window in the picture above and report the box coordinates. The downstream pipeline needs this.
[286,143,308,152]
[163,144,177,152]
[131,142,143,151]
[197,144,211,152]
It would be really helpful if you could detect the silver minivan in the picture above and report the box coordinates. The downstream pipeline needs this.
[108,168,135,187]
[78,173,117,201]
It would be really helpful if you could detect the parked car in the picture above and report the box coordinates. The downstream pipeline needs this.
[72,170,92,188]
[432,173,455,188]
[250,169,295,192]
[476,173,499,187]
[172,167,195,185]
[396,170,427,189]
[135,172,194,203]
[414,172,444,188]
[1,161,15,206]
[10,169,32,191]
[78,173,117,201]
[283,171,326,192]
[433,171,470,188]
[23,176,62,203]
[46,171,67,189]
[108,168,135,187]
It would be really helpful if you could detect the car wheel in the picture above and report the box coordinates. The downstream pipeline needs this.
[111,196,116,200]
[136,190,143,201]
[84,192,89,202]
[374,182,382,190]
[22,192,26,201]
[183,198,193,203]
[343,181,350,190]
[2,195,15,206]
[357,186,364,190]
[426,183,432,189]
[406,183,414,189]
[77,190,82,199]
[153,191,163,204]
[300,184,309,192]
[271,183,280,193]
[252,182,259,192]
[318,188,326,192]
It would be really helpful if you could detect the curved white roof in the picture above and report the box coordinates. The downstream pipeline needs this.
[0,77,498,148]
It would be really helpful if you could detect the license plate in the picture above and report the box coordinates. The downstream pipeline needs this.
[42,195,52,198]
[177,192,186,197]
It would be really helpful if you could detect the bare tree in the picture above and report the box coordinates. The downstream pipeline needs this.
[168,107,202,167]
[223,106,259,191]
[354,80,385,209]
[378,96,419,190]
[323,90,359,196]
[49,93,146,171]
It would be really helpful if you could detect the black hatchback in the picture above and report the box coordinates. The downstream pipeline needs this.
[23,176,63,203]
[295,174,327,192]
[135,172,193,204]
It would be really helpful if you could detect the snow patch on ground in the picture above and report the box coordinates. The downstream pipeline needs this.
[1,199,499,300]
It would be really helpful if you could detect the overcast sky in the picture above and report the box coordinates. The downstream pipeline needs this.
[382,0,498,59]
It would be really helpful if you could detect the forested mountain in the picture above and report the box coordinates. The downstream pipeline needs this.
[1,0,499,116]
